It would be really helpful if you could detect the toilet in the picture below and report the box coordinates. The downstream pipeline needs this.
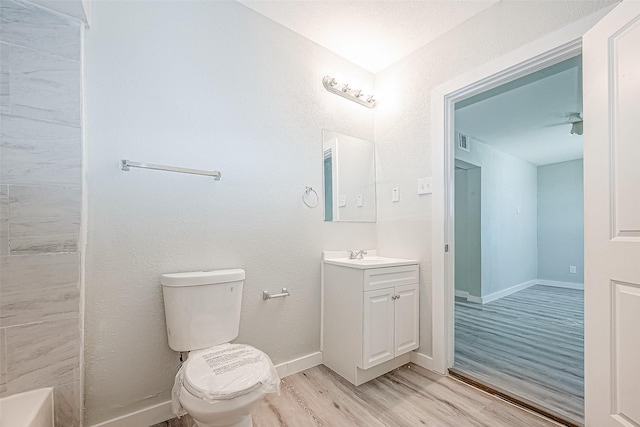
[161,269,280,427]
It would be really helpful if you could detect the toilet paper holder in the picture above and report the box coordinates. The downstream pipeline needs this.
[263,288,290,300]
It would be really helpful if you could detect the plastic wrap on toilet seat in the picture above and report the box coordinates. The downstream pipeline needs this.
[172,343,280,416]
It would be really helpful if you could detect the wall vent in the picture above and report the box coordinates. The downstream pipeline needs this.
[457,133,471,152]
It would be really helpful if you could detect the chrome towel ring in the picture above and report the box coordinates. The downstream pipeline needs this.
[303,186,319,208]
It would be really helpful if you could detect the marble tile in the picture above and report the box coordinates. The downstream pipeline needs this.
[0,0,81,61]
[0,114,81,186]
[10,45,81,127]
[8,185,81,218]
[0,253,79,327]
[5,317,79,394]
[9,215,80,254]
[6,185,80,254]
[10,216,80,238]
[0,43,9,114]
[0,328,6,396]
[54,381,80,427]
[0,185,7,256]
[9,234,78,254]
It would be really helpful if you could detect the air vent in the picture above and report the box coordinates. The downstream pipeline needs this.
[457,133,470,152]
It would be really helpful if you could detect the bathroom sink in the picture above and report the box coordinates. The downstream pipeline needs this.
[323,256,418,269]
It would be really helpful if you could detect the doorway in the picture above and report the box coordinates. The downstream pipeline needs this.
[448,56,585,426]
[431,5,640,427]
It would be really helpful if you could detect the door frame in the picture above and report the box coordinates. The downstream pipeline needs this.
[429,6,617,375]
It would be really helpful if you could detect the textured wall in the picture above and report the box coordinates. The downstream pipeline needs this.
[456,139,538,297]
[374,0,615,356]
[0,0,83,425]
[538,159,584,283]
[83,1,375,424]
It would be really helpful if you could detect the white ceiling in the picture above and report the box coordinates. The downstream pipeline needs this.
[237,0,498,73]
[455,57,583,166]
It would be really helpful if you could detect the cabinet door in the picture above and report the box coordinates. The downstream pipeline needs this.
[362,288,395,369]
[394,284,419,356]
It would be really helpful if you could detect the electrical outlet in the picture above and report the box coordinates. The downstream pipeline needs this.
[570,266,577,274]
[357,194,363,207]
[392,187,399,202]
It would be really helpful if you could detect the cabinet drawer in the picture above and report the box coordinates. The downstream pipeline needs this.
[364,265,419,291]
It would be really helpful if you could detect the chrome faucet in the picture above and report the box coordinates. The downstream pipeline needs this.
[349,249,368,260]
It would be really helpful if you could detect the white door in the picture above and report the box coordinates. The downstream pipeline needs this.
[583,2,640,425]
[362,288,395,369]
[394,284,419,356]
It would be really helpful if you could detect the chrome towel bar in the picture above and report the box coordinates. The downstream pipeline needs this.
[263,288,290,300]
[120,159,221,180]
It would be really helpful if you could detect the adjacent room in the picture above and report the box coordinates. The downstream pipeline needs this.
[453,57,585,425]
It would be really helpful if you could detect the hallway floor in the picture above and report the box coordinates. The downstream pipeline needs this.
[453,285,584,426]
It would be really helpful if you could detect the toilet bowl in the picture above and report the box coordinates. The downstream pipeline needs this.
[161,270,280,427]
[174,343,278,427]
[179,383,265,427]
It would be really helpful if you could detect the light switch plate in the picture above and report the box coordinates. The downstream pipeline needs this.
[392,187,399,202]
[338,194,346,207]
[357,194,363,207]
[418,177,432,195]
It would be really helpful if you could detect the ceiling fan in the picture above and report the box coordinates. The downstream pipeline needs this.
[548,112,583,136]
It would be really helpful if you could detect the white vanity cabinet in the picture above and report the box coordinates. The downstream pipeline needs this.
[322,253,419,386]
[363,282,419,369]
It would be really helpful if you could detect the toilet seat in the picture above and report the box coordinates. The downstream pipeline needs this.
[183,343,274,401]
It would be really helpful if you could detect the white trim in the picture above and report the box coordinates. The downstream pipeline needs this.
[454,290,469,299]
[89,401,174,427]
[274,351,323,379]
[90,352,323,427]
[479,280,536,304]
[410,351,435,371]
[454,290,482,304]
[455,280,583,306]
[431,6,616,375]
[536,279,584,290]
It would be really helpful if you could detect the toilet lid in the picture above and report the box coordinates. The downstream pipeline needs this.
[183,343,274,400]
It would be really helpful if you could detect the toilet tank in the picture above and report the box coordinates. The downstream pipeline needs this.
[161,269,245,352]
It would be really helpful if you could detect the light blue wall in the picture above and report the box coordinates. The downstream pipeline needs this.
[455,167,481,298]
[537,159,584,283]
[456,138,538,297]
[455,169,469,295]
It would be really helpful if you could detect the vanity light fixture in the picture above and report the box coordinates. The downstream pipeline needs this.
[323,76,375,108]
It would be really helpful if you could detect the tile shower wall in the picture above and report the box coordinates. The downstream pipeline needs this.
[0,0,83,425]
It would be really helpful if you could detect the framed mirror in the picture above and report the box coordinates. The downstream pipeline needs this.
[323,130,376,222]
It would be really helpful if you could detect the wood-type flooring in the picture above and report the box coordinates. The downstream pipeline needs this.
[155,364,560,427]
[453,285,584,426]
[256,364,561,426]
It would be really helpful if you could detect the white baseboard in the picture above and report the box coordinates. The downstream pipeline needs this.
[410,351,435,371]
[274,351,322,379]
[454,290,482,304]
[536,279,584,290]
[455,279,583,306]
[480,280,538,304]
[90,351,323,427]
[90,400,174,427]
[454,290,468,299]
[480,279,537,304]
